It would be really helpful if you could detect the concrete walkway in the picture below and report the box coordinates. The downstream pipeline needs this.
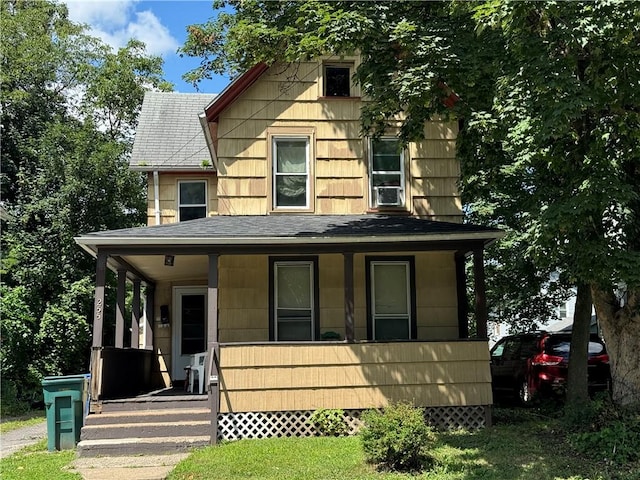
[68,453,188,480]
[1,422,188,479]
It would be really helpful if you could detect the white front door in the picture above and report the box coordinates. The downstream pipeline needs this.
[172,287,207,381]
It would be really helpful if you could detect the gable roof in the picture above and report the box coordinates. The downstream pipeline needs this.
[130,91,217,171]
[204,63,268,123]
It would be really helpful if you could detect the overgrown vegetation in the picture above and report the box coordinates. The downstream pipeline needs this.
[359,403,436,473]
[0,0,171,413]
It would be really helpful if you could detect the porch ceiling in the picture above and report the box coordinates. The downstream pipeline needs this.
[121,254,209,282]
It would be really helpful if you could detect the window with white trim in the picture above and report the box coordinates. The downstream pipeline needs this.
[274,261,315,341]
[178,180,207,221]
[369,138,405,208]
[369,260,413,340]
[272,136,310,209]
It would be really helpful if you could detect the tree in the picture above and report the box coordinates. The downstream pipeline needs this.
[0,0,170,405]
[181,0,640,405]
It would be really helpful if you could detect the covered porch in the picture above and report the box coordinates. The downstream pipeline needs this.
[76,215,502,439]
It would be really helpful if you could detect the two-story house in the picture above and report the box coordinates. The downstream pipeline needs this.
[75,56,503,446]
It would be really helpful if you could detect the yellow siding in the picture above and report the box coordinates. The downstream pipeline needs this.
[212,59,462,217]
[146,173,218,225]
[213,252,457,343]
[218,342,492,412]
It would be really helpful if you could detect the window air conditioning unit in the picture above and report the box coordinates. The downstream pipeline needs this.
[376,186,402,206]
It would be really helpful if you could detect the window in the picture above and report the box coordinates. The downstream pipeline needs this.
[369,138,405,208]
[272,137,310,209]
[366,257,416,340]
[323,64,351,97]
[271,259,318,341]
[178,180,207,221]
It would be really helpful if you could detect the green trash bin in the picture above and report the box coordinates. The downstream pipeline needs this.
[42,374,90,451]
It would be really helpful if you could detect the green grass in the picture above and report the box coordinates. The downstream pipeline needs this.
[168,413,640,480]
[0,411,46,434]
[0,440,81,480]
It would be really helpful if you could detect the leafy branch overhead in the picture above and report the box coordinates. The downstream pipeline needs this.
[181,0,640,405]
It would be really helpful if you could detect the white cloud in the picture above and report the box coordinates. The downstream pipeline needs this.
[65,0,179,57]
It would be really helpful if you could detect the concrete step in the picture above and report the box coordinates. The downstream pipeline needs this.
[81,420,212,440]
[84,408,211,426]
[77,436,210,457]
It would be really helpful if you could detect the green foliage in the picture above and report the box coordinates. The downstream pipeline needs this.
[309,408,348,436]
[181,0,640,405]
[567,397,640,464]
[37,305,90,376]
[0,0,168,405]
[359,402,435,472]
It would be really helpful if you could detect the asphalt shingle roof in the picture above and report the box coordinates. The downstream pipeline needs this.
[80,215,502,241]
[130,92,217,171]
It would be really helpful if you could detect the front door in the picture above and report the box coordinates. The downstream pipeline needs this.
[172,287,207,381]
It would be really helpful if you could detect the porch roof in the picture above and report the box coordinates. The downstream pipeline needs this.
[75,214,503,255]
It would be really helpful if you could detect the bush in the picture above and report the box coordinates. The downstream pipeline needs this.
[38,305,90,376]
[309,408,348,436]
[359,402,436,472]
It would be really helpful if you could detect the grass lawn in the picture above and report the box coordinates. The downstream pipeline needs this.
[168,409,639,480]
[0,411,46,434]
[0,440,81,480]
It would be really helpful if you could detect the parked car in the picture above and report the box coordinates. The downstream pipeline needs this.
[489,331,611,404]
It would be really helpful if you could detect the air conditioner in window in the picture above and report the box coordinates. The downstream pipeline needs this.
[375,186,403,206]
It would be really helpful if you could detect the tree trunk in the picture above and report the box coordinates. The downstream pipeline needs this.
[566,283,592,408]
[591,285,640,406]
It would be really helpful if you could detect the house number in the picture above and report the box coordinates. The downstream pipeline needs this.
[95,298,103,320]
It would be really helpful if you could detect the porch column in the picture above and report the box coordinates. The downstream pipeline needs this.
[455,252,469,339]
[131,279,141,349]
[92,252,107,347]
[343,252,355,342]
[473,247,488,339]
[143,285,155,350]
[207,254,220,445]
[115,268,127,348]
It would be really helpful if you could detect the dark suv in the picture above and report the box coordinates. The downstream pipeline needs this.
[490,331,610,404]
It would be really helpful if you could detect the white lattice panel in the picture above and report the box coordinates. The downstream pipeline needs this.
[217,406,487,441]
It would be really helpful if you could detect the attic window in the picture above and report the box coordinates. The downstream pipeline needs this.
[324,64,351,97]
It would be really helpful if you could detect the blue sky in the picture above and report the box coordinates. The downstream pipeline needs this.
[65,0,231,93]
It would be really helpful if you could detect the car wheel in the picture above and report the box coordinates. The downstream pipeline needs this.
[518,379,533,405]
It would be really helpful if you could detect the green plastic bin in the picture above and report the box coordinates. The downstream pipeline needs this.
[42,374,90,451]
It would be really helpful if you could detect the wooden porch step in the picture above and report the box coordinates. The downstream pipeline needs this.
[77,436,210,457]
[98,396,209,412]
[85,408,210,425]
[81,420,211,440]
[79,397,212,457]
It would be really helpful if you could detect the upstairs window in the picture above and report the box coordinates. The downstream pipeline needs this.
[323,64,351,97]
[369,138,405,208]
[178,180,207,221]
[273,137,310,209]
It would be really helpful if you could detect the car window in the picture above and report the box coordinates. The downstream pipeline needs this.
[545,336,606,358]
[491,341,505,358]
[519,338,539,358]
[545,338,571,358]
[588,341,606,355]
[502,339,521,360]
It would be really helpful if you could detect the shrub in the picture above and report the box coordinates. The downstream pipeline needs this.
[309,408,348,436]
[359,402,435,472]
[567,396,640,464]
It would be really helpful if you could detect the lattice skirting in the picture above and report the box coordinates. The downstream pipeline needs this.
[217,405,489,441]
